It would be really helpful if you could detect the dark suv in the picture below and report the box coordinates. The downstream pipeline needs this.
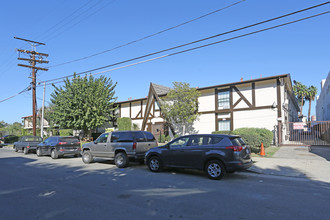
[36,136,81,159]
[145,134,252,180]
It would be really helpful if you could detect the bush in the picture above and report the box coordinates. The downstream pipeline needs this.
[233,128,273,153]
[117,117,132,131]
[4,135,19,143]
[158,135,171,143]
[212,128,273,153]
[59,129,73,136]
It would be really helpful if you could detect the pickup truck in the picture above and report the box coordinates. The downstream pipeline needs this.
[14,136,43,154]
[81,131,158,168]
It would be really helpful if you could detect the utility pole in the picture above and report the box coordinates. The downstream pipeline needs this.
[15,37,49,136]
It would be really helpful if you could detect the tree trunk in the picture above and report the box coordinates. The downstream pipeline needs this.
[300,96,304,116]
[308,100,312,122]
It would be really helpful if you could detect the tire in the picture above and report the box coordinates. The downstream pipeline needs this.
[23,147,29,155]
[14,146,18,152]
[51,149,58,159]
[205,160,225,180]
[147,156,163,172]
[82,151,93,164]
[36,148,42,157]
[115,152,128,168]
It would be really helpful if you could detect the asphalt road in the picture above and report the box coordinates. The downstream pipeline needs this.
[0,148,329,220]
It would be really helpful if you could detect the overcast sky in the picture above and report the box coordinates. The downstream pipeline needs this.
[0,0,329,124]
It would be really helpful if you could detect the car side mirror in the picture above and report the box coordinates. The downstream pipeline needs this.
[93,140,97,144]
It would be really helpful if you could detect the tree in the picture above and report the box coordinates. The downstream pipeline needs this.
[293,81,308,116]
[50,74,117,136]
[161,82,201,135]
[306,85,318,122]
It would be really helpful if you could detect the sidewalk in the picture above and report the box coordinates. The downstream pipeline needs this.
[248,145,330,183]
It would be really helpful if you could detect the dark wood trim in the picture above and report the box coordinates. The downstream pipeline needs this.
[199,105,274,115]
[134,110,142,119]
[232,86,252,107]
[233,97,243,108]
[129,102,132,118]
[215,113,218,131]
[215,88,218,111]
[141,100,143,117]
[277,78,282,118]
[252,82,255,107]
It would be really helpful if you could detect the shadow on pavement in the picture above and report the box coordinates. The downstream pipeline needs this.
[309,146,330,161]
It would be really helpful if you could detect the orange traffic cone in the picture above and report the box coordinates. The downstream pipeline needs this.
[260,142,265,156]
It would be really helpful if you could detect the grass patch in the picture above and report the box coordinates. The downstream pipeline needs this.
[251,146,279,158]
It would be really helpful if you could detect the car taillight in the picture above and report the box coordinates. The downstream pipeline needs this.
[76,142,80,145]
[226,146,243,152]
[133,142,136,150]
[59,148,64,152]
[59,142,67,145]
[27,146,30,148]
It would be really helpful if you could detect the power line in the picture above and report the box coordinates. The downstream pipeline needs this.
[41,11,329,87]
[48,0,246,68]
[41,2,330,84]
[0,86,31,103]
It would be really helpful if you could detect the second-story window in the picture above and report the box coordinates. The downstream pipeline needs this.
[218,90,230,109]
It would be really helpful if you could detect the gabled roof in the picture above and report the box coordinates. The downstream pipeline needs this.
[151,83,171,95]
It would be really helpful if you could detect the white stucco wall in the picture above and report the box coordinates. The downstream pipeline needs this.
[120,103,130,117]
[233,84,252,109]
[198,89,214,112]
[131,101,141,118]
[194,113,215,134]
[234,109,277,131]
[255,80,277,106]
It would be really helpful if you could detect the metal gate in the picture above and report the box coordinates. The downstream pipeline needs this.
[282,121,330,146]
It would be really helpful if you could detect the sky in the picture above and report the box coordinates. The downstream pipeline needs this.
[0,0,329,124]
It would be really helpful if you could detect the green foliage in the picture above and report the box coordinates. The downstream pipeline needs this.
[306,85,318,122]
[50,74,117,135]
[293,81,307,114]
[158,134,171,143]
[117,117,132,131]
[132,123,140,131]
[4,135,19,143]
[213,128,273,153]
[59,129,73,136]
[161,82,201,134]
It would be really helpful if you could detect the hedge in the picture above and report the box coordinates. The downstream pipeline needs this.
[59,129,73,136]
[117,117,132,131]
[212,128,273,153]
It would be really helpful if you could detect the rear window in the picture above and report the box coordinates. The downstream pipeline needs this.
[60,137,79,143]
[230,137,246,146]
[144,132,156,142]
[23,136,43,142]
[111,132,134,143]
[134,132,146,142]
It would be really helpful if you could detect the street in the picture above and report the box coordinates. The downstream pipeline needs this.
[0,148,329,220]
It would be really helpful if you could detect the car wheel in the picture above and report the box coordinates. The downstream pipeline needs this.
[36,148,41,157]
[14,146,18,152]
[51,149,58,159]
[82,151,93,164]
[147,156,163,172]
[23,147,29,155]
[115,152,128,168]
[205,160,225,180]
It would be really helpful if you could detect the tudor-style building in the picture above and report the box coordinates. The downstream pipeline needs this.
[116,74,300,145]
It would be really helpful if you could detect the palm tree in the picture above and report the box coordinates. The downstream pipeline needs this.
[293,81,308,116]
[306,85,318,122]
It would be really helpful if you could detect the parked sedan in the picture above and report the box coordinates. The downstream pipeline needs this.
[36,136,81,159]
[145,134,253,180]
